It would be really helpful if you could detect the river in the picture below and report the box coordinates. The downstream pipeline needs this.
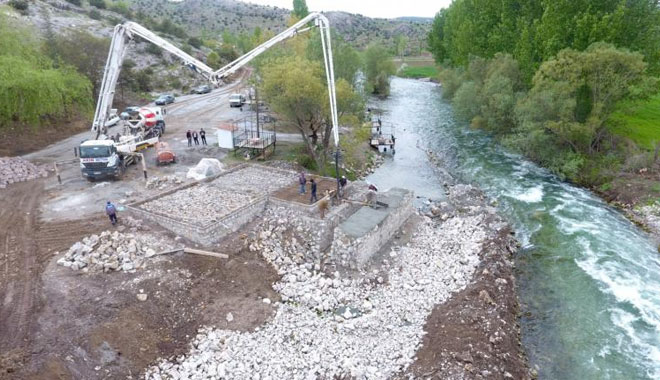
[367,78,660,379]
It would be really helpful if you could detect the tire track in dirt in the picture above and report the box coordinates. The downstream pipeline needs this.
[0,180,109,376]
[0,180,43,355]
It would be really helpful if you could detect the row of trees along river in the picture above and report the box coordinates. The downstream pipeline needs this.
[424,0,660,378]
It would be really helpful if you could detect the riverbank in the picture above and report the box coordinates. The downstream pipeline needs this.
[595,174,660,247]
[407,184,531,379]
[140,179,530,379]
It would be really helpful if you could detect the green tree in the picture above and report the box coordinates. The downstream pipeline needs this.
[395,35,408,58]
[307,32,361,86]
[217,43,239,63]
[364,44,395,96]
[51,30,110,98]
[0,15,92,128]
[261,56,362,173]
[206,51,220,69]
[8,0,29,15]
[293,0,309,19]
[428,0,660,79]
[108,1,132,18]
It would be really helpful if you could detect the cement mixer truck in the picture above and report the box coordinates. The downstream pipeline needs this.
[80,107,165,179]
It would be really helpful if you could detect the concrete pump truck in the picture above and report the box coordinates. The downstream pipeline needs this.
[79,22,215,180]
[81,13,342,194]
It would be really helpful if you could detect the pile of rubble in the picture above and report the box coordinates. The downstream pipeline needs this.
[57,230,172,273]
[146,191,494,379]
[146,175,183,190]
[0,157,49,188]
[141,185,257,226]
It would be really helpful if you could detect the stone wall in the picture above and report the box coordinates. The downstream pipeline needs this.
[331,188,415,269]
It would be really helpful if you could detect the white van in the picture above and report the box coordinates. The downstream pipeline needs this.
[229,93,246,107]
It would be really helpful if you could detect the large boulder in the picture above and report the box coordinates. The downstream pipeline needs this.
[186,158,224,181]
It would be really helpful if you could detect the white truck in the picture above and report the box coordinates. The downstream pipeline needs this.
[229,93,246,107]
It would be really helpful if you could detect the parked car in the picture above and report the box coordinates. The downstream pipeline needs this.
[120,106,140,120]
[155,94,175,105]
[229,93,246,107]
[104,109,120,128]
[192,85,211,94]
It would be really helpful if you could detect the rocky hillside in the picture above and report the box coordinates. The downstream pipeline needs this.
[128,0,431,52]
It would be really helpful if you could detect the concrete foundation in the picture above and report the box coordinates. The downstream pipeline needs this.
[331,188,414,268]
[128,165,414,268]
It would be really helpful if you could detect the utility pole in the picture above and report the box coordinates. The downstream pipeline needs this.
[255,85,260,138]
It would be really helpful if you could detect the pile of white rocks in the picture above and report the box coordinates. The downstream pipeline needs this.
[0,157,49,188]
[146,175,183,190]
[246,207,368,312]
[141,185,256,226]
[57,230,172,273]
[145,201,490,379]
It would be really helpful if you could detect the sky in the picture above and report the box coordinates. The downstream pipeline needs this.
[238,0,452,19]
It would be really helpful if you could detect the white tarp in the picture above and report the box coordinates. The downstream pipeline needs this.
[186,158,224,180]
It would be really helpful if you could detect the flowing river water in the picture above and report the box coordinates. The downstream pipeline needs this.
[367,78,660,379]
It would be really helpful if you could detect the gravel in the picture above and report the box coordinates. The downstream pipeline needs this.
[210,165,294,193]
[141,185,257,226]
[145,188,490,379]
[139,165,296,227]
[146,175,184,190]
[0,157,49,188]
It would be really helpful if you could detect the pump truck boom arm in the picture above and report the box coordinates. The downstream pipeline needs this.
[94,12,339,150]
[211,12,339,148]
[92,22,214,137]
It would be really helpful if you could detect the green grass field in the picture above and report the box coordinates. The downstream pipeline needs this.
[397,65,439,79]
[610,93,660,150]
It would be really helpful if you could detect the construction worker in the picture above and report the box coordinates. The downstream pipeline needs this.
[186,130,192,147]
[105,201,118,226]
[340,175,347,188]
[200,128,207,145]
[298,171,307,194]
[310,178,318,204]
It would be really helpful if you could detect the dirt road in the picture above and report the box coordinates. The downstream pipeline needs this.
[0,181,42,355]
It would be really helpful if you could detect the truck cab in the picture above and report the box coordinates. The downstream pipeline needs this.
[79,140,125,180]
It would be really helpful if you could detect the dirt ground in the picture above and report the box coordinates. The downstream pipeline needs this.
[405,226,531,380]
[0,119,90,157]
[0,69,287,379]
[272,177,339,204]
[0,179,280,379]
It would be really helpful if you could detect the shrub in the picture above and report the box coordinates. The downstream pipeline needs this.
[188,37,202,49]
[437,67,463,100]
[89,9,102,20]
[89,0,106,9]
[65,0,82,6]
[145,43,162,57]
[8,0,29,15]
[109,1,132,18]
[452,81,482,122]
